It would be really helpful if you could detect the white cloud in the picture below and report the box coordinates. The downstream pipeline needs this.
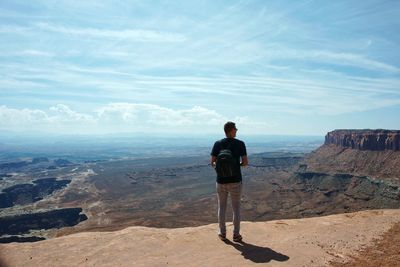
[0,105,49,125]
[309,50,399,73]
[96,103,227,126]
[2,60,400,116]
[49,104,95,122]
[20,50,53,57]
[1,1,399,136]
[35,22,186,43]
[0,103,270,134]
[0,50,54,57]
[262,48,400,73]
[0,25,29,34]
[0,104,96,133]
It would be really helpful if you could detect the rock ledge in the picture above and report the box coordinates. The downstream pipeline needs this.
[324,129,400,151]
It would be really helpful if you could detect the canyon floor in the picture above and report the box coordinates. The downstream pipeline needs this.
[1,209,399,267]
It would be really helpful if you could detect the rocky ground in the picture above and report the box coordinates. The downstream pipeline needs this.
[1,209,399,267]
[330,221,400,267]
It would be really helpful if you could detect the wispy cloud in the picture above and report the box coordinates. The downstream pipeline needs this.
[271,49,400,73]
[0,50,54,57]
[0,25,29,33]
[35,22,186,42]
[0,0,399,135]
[1,58,400,116]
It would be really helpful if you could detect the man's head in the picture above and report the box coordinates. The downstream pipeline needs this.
[224,121,238,138]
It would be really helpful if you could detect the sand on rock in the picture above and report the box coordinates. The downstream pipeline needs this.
[1,209,400,267]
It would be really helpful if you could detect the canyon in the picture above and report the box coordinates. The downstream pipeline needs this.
[0,129,399,250]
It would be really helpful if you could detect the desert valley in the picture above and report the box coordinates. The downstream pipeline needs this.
[0,129,399,266]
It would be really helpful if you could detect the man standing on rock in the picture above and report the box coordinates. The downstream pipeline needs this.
[211,121,248,242]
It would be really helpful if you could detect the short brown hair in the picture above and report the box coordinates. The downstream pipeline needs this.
[224,121,237,134]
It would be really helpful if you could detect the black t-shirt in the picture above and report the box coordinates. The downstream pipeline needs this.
[211,137,247,184]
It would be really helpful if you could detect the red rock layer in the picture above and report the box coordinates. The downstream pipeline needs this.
[324,129,400,151]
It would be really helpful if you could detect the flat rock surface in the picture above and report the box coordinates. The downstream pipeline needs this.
[1,209,400,267]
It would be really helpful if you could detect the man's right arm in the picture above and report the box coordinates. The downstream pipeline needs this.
[211,156,217,168]
[210,141,218,168]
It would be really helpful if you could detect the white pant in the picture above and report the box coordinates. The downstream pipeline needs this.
[216,181,243,235]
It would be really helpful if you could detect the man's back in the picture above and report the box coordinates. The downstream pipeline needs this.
[211,137,247,184]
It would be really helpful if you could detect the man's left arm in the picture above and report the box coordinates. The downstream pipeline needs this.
[240,142,248,166]
[240,155,248,166]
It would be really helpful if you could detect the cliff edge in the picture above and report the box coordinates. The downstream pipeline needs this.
[325,129,400,151]
[1,209,400,267]
[302,129,400,182]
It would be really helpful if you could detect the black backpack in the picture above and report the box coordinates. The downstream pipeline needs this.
[215,141,239,178]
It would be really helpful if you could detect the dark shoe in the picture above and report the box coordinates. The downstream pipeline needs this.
[233,234,242,242]
[218,233,227,240]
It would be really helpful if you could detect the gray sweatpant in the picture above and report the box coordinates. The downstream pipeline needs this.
[216,181,243,235]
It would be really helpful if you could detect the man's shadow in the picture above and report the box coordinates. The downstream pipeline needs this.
[222,239,289,263]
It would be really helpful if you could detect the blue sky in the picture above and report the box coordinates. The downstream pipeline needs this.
[0,0,399,136]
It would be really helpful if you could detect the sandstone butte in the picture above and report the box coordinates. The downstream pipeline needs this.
[1,129,400,266]
[324,129,400,151]
[305,129,400,182]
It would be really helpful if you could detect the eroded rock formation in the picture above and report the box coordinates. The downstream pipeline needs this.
[325,129,400,151]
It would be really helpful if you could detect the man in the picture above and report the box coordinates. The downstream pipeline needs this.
[210,121,248,242]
